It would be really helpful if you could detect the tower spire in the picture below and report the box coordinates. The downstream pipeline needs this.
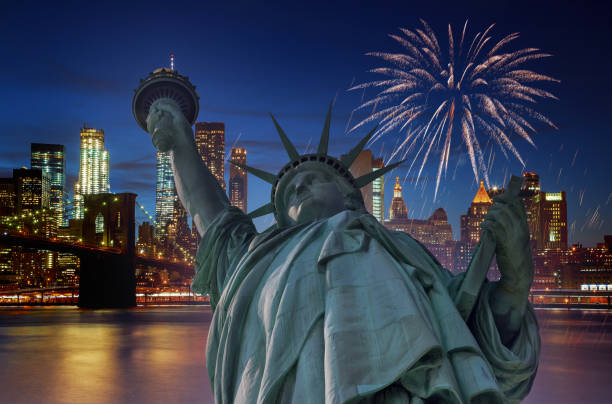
[170,54,175,71]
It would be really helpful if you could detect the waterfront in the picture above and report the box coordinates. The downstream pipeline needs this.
[0,307,610,404]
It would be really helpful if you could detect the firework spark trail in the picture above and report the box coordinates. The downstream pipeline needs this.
[571,149,579,167]
[588,205,601,229]
[606,192,611,205]
[350,19,558,200]
[579,189,585,207]
[556,168,563,184]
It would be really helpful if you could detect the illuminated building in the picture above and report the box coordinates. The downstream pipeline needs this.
[31,143,66,226]
[0,178,16,217]
[155,151,174,235]
[538,191,567,250]
[384,178,454,269]
[389,176,407,220]
[460,180,492,248]
[74,125,110,219]
[459,181,495,278]
[372,157,384,222]
[195,122,225,191]
[13,168,50,213]
[229,147,247,212]
[137,221,156,256]
[520,172,541,248]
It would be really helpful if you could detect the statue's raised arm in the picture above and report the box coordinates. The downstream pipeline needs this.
[146,98,229,237]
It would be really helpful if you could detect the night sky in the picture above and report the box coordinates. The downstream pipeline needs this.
[0,0,610,246]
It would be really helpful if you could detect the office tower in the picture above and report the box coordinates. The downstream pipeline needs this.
[13,168,55,237]
[229,147,247,213]
[389,176,407,220]
[13,168,50,213]
[195,122,225,191]
[520,172,541,246]
[539,191,568,250]
[371,157,385,222]
[460,180,493,248]
[31,143,66,226]
[155,151,174,235]
[74,125,109,219]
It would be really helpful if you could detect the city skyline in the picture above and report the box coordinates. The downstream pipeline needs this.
[0,1,610,246]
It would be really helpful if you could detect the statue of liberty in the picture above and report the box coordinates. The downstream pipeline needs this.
[146,98,540,404]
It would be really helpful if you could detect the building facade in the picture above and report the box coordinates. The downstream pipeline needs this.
[371,157,385,222]
[538,191,568,250]
[31,143,66,226]
[155,151,174,235]
[389,176,407,220]
[229,147,247,212]
[74,125,109,219]
[195,122,226,191]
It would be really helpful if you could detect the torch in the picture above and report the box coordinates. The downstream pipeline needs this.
[132,62,200,132]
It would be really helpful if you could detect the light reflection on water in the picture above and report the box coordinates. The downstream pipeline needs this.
[0,307,610,404]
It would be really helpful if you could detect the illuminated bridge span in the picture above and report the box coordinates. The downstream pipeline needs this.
[0,193,193,309]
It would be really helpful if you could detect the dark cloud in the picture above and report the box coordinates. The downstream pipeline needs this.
[111,155,156,172]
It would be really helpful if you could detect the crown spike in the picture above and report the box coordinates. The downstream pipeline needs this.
[317,102,333,155]
[230,161,276,184]
[248,202,275,219]
[270,114,300,161]
[341,125,378,169]
[354,159,405,188]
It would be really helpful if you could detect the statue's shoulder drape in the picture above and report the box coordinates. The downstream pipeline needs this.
[192,207,540,404]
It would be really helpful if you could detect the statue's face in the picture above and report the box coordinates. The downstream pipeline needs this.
[283,169,346,225]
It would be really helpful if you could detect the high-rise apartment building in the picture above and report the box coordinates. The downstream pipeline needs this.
[74,125,109,219]
[155,151,174,234]
[195,122,225,191]
[229,147,247,212]
[31,143,66,225]
[539,191,568,250]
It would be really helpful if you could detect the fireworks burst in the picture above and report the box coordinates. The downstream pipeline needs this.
[350,19,558,199]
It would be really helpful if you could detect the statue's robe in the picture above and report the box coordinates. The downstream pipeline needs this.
[192,207,540,404]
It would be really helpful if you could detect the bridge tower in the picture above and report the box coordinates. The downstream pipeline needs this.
[79,193,137,308]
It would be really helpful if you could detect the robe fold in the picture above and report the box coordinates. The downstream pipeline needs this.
[192,207,540,404]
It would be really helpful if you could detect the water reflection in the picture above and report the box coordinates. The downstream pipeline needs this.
[0,307,610,403]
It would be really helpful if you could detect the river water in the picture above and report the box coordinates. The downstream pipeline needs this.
[0,307,610,404]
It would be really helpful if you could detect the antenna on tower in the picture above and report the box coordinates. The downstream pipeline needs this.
[170,54,175,71]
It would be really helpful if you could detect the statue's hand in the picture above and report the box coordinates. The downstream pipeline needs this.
[480,190,534,295]
[146,99,192,152]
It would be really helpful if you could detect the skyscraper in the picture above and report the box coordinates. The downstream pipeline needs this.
[229,147,247,212]
[371,157,385,222]
[13,168,50,213]
[520,172,541,247]
[195,122,225,191]
[31,143,66,225]
[389,176,407,220]
[74,125,109,219]
[155,151,174,235]
[460,180,493,248]
[539,191,568,250]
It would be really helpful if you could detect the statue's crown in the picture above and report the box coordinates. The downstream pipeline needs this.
[230,104,404,227]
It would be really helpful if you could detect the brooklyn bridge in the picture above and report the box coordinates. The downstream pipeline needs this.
[0,193,197,308]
